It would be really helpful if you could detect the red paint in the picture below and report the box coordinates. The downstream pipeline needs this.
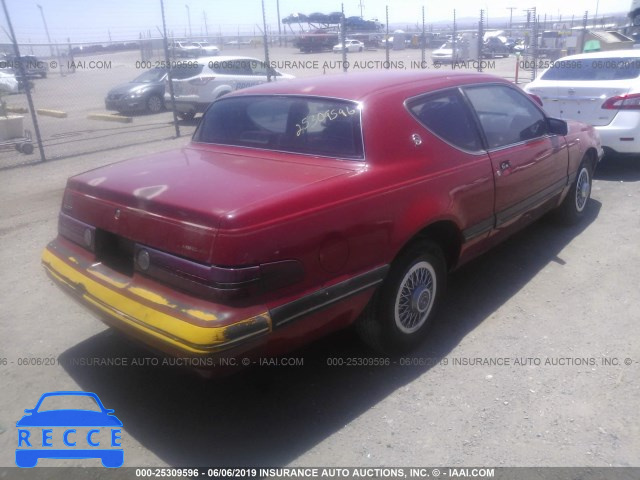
[49,71,601,359]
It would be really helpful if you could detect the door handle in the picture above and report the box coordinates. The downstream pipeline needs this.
[500,161,511,170]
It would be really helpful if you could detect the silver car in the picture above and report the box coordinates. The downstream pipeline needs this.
[165,56,294,120]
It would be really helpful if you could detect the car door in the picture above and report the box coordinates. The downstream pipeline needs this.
[462,83,568,229]
[407,88,495,247]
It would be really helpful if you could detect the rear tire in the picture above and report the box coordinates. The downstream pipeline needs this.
[556,155,593,224]
[356,241,446,354]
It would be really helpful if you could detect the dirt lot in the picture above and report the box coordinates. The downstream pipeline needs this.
[0,48,638,473]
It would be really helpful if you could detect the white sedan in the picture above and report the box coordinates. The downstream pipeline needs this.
[333,39,365,53]
[431,42,460,64]
[525,50,640,156]
[0,70,19,93]
[191,41,220,57]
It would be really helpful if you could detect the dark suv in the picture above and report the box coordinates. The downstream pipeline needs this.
[482,37,510,58]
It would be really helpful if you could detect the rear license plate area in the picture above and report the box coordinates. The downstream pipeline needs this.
[95,229,135,276]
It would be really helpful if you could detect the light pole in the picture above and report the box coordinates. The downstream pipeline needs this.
[507,7,516,31]
[185,4,192,39]
[36,4,54,57]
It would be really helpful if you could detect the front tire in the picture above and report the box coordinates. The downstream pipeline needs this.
[556,156,593,224]
[146,94,163,114]
[356,241,446,354]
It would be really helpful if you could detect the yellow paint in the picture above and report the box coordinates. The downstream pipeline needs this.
[68,257,79,264]
[127,286,174,307]
[183,309,218,322]
[41,248,271,354]
[36,109,68,118]
[88,268,129,289]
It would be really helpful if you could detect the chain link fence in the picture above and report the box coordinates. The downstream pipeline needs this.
[0,2,628,169]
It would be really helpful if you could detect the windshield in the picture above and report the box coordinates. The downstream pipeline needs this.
[133,68,166,83]
[541,57,640,81]
[194,95,364,159]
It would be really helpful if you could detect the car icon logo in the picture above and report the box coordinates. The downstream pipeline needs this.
[15,391,123,468]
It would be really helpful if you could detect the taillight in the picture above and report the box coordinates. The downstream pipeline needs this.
[602,93,640,110]
[528,93,543,107]
[188,76,215,86]
[134,244,304,301]
[58,212,95,252]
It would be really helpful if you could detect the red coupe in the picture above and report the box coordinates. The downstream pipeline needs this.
[42,71,603,361]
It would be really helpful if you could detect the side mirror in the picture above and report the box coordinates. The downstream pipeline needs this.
[547,117,568,136]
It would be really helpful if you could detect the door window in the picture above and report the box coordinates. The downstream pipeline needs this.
[463,85,548,149]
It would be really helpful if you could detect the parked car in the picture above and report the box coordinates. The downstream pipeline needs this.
[0,68,33,92]
[0,54,48,78]
[333,39,365,53]
[166,56,294,120]
[42,71,602,364]
[170,40,198,57]
[105,67,167,114]
[0,70,19,93]
[431,42,460,64]
[525,50,640,156]
[482,37,510,58]
[191,41,220,57]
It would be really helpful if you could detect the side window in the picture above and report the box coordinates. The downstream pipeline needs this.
[463,84,548,149]
[408,89,482,152]
[250,60,268,76]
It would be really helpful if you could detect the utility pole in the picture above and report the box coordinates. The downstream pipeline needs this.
[203,10,208,37]
[506,7,516,31]
[261,0,271,81]
[161,0,180,137]
[359,0,365,18]
[36,4,54,58]
[3,0,46,160]
[185,4,192,39]
[276,0,282,46]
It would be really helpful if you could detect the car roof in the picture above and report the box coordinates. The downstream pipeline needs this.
[555,49,640,61]
[195,55,260,65]
[230,70,505,102]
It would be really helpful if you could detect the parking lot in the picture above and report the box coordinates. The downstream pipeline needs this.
[0,44,639,470]
[0,45,524,168]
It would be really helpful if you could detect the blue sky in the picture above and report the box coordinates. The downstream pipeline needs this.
[1,0,631,44]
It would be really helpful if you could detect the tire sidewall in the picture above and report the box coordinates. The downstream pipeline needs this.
[147,95,163,113]
[573,164,591,215]
[376,242,446,353]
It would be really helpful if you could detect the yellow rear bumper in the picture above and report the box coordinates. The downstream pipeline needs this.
[42,243,272,355]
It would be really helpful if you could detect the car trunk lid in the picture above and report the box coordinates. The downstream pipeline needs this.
[530,80,633,127]
[64,146,353,263]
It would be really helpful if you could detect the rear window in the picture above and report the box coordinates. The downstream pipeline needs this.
[541,58,640,81]
[194,96,364,159]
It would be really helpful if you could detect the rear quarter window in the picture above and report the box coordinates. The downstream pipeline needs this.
[408,89,482,152]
